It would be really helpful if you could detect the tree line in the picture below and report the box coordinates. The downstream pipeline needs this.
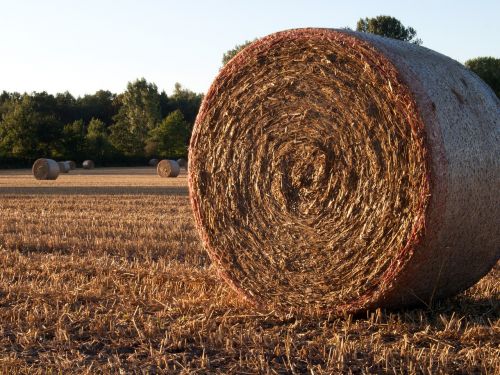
[1,16,498,169]
[0,79,203,167]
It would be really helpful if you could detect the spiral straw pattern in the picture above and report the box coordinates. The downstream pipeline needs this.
[32,158,60,180]
[189,29,500,313]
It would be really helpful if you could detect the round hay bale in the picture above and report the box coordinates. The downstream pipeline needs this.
[82,160,95,169]
[149,158,159,167]
[157,159,180,178]
[32,158,60,180]
[188,29,500,313]
[67,160,76,170]
[177,158,188,170]
[57,161,70,173]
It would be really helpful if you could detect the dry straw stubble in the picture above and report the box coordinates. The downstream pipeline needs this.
[32,158,60,180]
[157,159,180,178]
[188,28,500,314]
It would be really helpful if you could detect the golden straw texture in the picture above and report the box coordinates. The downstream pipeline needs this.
[157,160,180,178]
[32,158,60,180]
[188,29,500,313]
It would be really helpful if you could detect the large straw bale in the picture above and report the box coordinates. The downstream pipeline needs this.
[32,158,60,180]
[188,29,500,313]
[149,158,159,167]
[82,160,95,169]
[157,159,180,177]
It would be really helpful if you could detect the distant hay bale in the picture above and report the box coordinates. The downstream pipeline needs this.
[57,161,70,173]
[149,158,159,167]
[157,159,180,177]
[32,158,60,180]
[177,158,187,170]
[67,160,76,170]
[188,29,500,314]
[82,160,95,169]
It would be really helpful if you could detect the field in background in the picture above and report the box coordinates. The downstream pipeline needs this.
[0,168,498,373]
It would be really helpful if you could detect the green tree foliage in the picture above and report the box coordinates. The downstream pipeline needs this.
[146,110,189,158]
[222,40,253,66]
[161,83,203,125]
[61,119,86,160]
[77,90,118,125]
[465,57,500,98]
[85,118,113,160]
[0,94,62,159]
[109,78,161,156]
[356,15,422,45]
[0,79,202,167]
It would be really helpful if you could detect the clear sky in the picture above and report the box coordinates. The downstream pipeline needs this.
[0,0,498,96]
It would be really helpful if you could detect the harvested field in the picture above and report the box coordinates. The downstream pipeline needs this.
[0,167,498,373]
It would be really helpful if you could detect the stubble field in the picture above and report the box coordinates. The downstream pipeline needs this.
[0,167,498,374]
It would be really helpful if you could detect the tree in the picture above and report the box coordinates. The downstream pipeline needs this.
[109,78,161,156]
[61,119,86,160]
[0,94,62,159]
[356,15,422,45]
[465,57,500,98]
[77,90,117,125]
[146,110,189,158]
[161,83,203,125]
[222,40,254,66]
[85,118,113,161]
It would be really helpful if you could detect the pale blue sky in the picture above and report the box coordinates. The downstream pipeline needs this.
[0,0,498,96]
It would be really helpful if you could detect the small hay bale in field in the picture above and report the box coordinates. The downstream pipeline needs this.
[82,160,95,169]
[157,159,180,177]
[66,160,76,170]
[177,158,187,170]
[188,28,500,314]
[57,161,70,173]
[32,158,60,180]
[149,158,159,167]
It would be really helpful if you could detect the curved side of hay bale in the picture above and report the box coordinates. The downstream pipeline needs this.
[177,158,188,170]
[57,161,70,173]
[82,160,95,169]
[149,158,159,167]
[157,159,180,177]
[32,158,60,180]
[188,28,500,313]
[67,160,76,170]
[345,30,500,310]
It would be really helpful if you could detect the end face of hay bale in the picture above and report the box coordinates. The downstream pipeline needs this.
[32,158,60,180]
[157,159,180,177]
[82,160,95,169]
[188,28,500,313]
[149,158,159,167]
